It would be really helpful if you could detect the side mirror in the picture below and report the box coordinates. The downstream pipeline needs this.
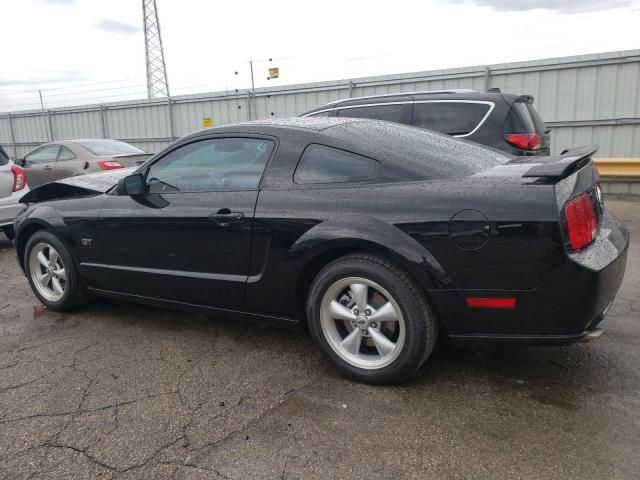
[15,158,26,167]
[118,173,146,196]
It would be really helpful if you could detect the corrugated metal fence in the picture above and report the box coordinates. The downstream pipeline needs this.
[1,50,639,162]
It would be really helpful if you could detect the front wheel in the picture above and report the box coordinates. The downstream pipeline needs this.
[24,230,87,311]
[307,253,438,384]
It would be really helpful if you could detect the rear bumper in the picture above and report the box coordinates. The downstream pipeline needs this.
[431,209,629,342]
[0,188,28,227]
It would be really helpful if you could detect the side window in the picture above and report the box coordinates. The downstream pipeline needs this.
[336,104,406,123]
[146,138,274,193]
[25,145,60,164]
[412,102,491,135]
[504,101,546,134]
[294,144,378,185]
[57,146,77,161]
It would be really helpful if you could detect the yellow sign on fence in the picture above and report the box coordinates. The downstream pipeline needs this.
[268,67,280,79]
[202,117,213,128]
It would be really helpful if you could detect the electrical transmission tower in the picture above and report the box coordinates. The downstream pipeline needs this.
[142,0,170,98]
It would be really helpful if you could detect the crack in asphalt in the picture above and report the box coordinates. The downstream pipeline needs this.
[43,444,117,473]
[0,390,180,427]
[183,372,316,470]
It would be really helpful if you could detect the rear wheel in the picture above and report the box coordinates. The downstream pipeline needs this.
[2,226,14,241]
[25,230,87,311]
[307,253,437,384]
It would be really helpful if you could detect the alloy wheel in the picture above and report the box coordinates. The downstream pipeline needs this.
[28,242,67,302]
[319,276,406,369]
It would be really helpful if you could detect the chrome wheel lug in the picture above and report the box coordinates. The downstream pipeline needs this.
[353,308,359,315]
[365,309,371,315]
[371,322,377,329]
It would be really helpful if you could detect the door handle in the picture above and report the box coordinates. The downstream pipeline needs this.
[43,165,53,170]
[208,210,244,227]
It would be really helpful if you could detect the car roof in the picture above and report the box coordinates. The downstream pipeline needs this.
[240,117,354,130]
[182,117,357,141]
[301,90,525,115]
[36,139,127,148]
[183,116,503,156]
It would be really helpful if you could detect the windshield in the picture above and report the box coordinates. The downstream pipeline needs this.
[77,140,145,156]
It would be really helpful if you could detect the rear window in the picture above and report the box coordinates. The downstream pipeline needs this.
[77,140,145,156]
[328,121,511,181]
[504,101,546,134]
[412,102,491,135]
[0,146,8,165]
[294,144,378,184]
[336,104,406,123]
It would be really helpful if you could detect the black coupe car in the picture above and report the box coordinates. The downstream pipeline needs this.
[14,118,628,384]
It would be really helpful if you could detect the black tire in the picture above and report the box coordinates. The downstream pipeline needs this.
[2,226,14,241]
[24,230,88,311]
[307,253,438,384]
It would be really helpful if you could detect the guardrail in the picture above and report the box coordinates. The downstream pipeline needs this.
[594,158,640,178]
[594,158,640,195]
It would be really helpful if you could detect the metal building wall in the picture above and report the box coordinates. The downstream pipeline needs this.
[1,49,639,159]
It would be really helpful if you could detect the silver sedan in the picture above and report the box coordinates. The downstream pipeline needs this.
[16,139,152,188]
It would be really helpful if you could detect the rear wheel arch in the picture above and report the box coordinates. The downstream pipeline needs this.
[295,242,437,329]
[305,251,439,383]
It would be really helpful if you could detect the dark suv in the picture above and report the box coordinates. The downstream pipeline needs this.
[300,89,550,156]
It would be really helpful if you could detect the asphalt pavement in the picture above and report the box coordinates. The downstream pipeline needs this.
[0,200,639,479]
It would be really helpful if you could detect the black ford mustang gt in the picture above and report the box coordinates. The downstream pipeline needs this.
[14,118,629,384]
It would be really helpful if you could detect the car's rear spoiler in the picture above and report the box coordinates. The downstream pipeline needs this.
[520,145,598,180]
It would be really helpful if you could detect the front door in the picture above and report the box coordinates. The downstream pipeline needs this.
[94,136,276,310]
[22,145,60,187]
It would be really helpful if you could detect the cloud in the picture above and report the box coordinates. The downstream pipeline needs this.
[95,19,140,35]
[36,0,76,5]
[0,71,88,87]
[442,0,637,13]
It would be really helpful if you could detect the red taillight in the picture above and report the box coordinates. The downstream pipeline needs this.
[97,160,124,170]
[564,193,597,251]
[466,297,516,309]
[504,133,542,151]
[11,164,26,192]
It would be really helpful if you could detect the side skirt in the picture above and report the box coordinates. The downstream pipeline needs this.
[87,286,301,329]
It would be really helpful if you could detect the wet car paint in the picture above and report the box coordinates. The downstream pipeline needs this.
[14,118,629,343]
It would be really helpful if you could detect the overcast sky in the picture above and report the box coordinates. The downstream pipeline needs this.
[1,0,639,111]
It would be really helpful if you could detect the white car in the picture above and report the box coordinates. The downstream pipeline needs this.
[0,146,29,241]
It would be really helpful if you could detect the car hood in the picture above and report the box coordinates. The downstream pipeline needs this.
[20,167,136,204]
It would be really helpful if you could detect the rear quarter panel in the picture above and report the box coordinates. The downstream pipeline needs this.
[247,176,561,321]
